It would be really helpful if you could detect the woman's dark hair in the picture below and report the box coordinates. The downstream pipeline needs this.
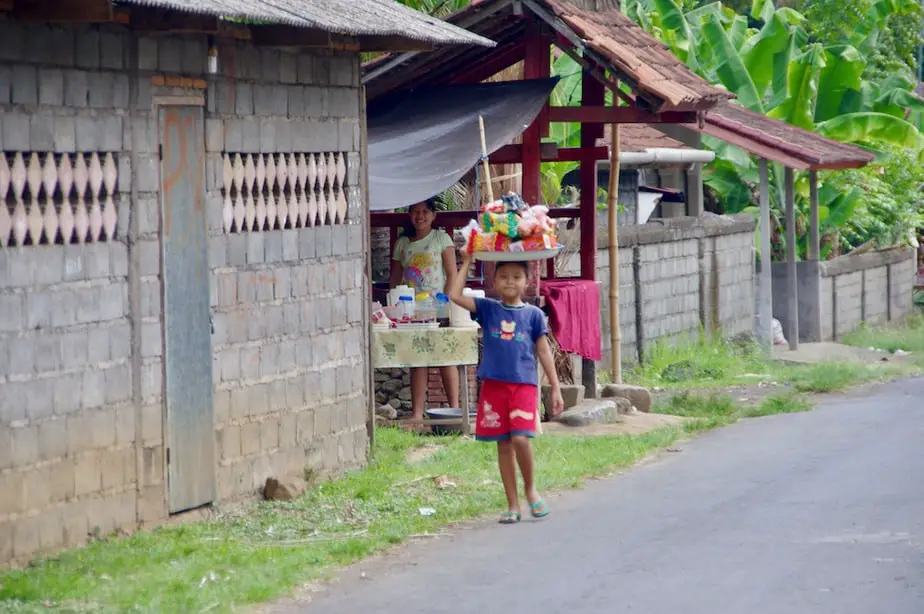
[401,198,439,238]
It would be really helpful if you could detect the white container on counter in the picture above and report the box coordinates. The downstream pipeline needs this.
[450,288,485,328]
[388,285,413,307]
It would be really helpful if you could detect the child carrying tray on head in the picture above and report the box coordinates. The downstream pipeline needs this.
[449,252,564,524]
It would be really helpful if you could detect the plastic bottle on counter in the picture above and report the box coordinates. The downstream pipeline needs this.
[415,292,433,311]
[398,295,415,320]
[435,293,451,327]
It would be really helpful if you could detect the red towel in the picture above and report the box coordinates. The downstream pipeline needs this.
[539,280,602,361]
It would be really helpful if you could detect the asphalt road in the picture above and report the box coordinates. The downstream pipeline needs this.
[279,378,924,614]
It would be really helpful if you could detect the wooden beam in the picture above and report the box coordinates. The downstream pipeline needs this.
[489,142,555,164]
[129,7,219,33]
[521,19,548,207]
[549,106,697,124]
[579,71,605,282]
[14,0,113,22]
[370,207,579,229]
[487,144,609,164]
[553,146,610,163]
[448,43,525,84]
[250,25,360,51]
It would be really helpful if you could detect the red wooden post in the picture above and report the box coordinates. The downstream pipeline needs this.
[522,20,549,297]
[521,21,548,207]
[579,73,605,281]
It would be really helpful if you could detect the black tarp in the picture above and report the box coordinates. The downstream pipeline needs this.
[366,78,559,211]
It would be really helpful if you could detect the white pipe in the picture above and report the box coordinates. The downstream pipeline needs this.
[599,148,715,167]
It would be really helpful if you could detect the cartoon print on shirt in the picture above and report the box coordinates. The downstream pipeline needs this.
[480,401,502,429]
[500,320,516,341]
[404,252,436,289]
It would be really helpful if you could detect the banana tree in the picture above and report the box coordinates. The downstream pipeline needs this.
[627,0,924,255]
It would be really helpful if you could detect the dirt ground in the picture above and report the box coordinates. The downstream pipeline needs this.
[542,411,688,436]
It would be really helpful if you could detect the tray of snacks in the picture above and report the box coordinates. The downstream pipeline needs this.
[473,248,562,262]
[461,192,563,262]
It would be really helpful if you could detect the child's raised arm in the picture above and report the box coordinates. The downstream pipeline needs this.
[448,252,477,313]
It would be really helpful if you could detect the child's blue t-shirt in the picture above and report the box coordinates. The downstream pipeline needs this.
[473,297,549,386]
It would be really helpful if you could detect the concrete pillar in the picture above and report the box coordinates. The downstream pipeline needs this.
[757,159,773,352]
[784,167,799,350]
[686,163,704,217]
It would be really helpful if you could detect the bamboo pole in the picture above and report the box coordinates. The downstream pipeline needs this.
[478,115,495,203]
[607,124,622,384]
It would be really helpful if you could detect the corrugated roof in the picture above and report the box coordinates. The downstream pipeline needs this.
[543,0,731,111]
[601,124,688,152]
[703,104,876,170]
[120,0,494,46]
[363,0,731,111]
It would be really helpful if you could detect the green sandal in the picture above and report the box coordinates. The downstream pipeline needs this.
[529,499,550,518]
[499,511,521,524]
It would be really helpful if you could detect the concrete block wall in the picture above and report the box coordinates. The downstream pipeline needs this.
[833,271,864,334]
[0,21,139,564]
[557,214,757,367]
[770,248,916,343]
[203,39,367,500]
[0,244,133,563]
[710,232,755,337]
[863,267,889,325]
[819,275,834,341]
[0,21,369,566]
[637,238,700,344]
[825,249,915,340]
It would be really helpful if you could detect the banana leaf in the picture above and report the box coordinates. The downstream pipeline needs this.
[773,7,808,27]
[704,160,754,213]
[741,14,794,102]
[728,15,751,51]
[751,0,774,22]
[767,30,801,110]
[701,12,764,113]
[685,1,737,26]
[703,134,756,173]
[816,112,924,151]
[815,45,865,123]
[822,187,864,231]
[768,44,826,131]
[653,0,698,69]
[873,89,924,118]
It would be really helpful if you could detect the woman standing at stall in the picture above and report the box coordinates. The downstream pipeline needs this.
[390,199,461,422]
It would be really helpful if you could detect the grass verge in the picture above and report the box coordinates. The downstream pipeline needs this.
[624,332,771,389]
[840,314,924,357]
[1,426,705,613]
[625,328,921,392]
[654,389,815,424]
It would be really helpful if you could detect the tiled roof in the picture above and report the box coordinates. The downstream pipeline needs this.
[601,124,688,152]
[703,104,876,170]
[122,0,494,47]
[544,0,731,111]
[363,0,731,111]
